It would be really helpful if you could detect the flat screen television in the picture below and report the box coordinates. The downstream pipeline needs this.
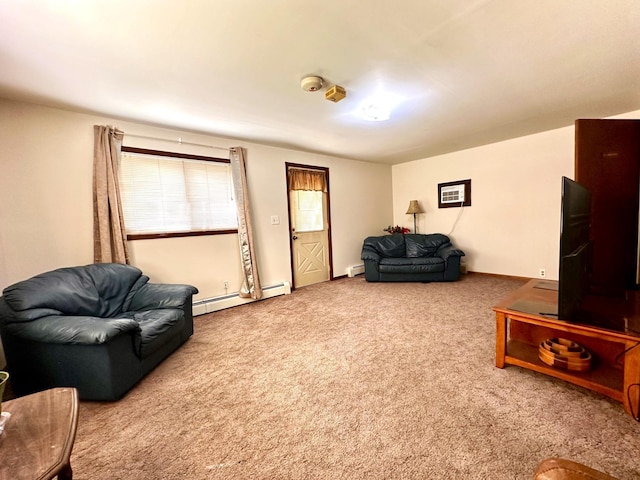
[557,176,592,322]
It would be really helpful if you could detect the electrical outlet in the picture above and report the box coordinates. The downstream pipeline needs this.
[223,281,229,289]
[539,268,546,278]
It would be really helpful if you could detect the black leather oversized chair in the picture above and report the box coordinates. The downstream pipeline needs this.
[0,263,198,400]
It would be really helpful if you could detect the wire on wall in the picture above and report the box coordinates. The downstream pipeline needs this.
[447,202,466,236]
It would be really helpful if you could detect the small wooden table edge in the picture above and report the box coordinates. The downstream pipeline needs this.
[1,387,79,480]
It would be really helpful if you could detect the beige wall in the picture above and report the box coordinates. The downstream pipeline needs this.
[0,98,393,300]
[1,96,638,292]
[392,109,640,280]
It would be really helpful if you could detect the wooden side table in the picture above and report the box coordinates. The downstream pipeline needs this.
[0,387,79,480]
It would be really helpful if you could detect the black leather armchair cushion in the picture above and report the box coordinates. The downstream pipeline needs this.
[372,234,406,257]
[379,256,445,274]
[2,263,143,319]
[132,308,184,358]
[405,234,445,258]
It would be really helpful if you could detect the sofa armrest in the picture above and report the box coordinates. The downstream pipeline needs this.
[361,246,382,282]
[435,244,465,261]
[361,246,381,262]
[3,315,140,345]
[362,259,380,282]
[128,283,199,311]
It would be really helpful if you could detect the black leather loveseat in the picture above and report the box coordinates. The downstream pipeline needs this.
[0,263,198,400]
[361,233,465,282]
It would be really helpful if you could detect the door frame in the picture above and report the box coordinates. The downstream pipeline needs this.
[285,162,334,290]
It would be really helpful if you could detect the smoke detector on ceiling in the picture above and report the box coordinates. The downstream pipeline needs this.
[300,76,324,92]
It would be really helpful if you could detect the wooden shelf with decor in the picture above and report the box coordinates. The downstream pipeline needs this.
[493,279,640,417]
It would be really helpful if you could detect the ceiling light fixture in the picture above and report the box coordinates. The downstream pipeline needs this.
[358,92,403,122]
[361,103,391,122]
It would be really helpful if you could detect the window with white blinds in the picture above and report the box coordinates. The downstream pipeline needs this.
[119,148,238,238]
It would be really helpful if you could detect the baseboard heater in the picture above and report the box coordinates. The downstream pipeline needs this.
[192,281,291,316]
[347,264,365,277]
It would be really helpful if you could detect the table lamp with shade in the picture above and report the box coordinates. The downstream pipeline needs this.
[406,200,424,233]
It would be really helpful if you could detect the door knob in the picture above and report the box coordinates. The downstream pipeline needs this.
[292,235,298,240]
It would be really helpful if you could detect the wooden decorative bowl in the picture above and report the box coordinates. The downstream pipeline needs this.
[538,337,592,372]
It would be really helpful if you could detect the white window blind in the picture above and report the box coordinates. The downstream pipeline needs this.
[119,151,237,236]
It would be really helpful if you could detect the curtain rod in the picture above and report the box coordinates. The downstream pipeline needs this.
[122,133,230,152]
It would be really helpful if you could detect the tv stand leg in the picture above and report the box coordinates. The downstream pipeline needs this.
[623,340,640,419]
[496,312,507,368]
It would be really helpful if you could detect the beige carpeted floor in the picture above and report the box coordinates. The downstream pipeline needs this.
[72,274,640,479]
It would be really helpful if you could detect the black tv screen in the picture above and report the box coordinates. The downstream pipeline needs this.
[558,176,592,321]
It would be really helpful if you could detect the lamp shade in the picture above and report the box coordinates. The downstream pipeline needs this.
[405,200,424,215]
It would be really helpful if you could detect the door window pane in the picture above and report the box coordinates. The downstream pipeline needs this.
[294,190,323,232]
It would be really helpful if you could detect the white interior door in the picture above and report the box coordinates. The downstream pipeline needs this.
[290,188,331,288]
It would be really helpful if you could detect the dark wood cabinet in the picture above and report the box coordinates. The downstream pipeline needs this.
[575,119,640,296]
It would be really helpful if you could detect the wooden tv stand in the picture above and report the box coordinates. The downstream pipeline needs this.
[493,279,640,417]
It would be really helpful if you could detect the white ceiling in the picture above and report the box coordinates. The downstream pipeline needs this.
[1,1,639,164]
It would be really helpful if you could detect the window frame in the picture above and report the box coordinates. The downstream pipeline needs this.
[120,146,238,240]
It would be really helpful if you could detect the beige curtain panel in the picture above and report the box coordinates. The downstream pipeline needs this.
[93,125,129,264]
[288,168,328,192]
[230,147,263,300]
